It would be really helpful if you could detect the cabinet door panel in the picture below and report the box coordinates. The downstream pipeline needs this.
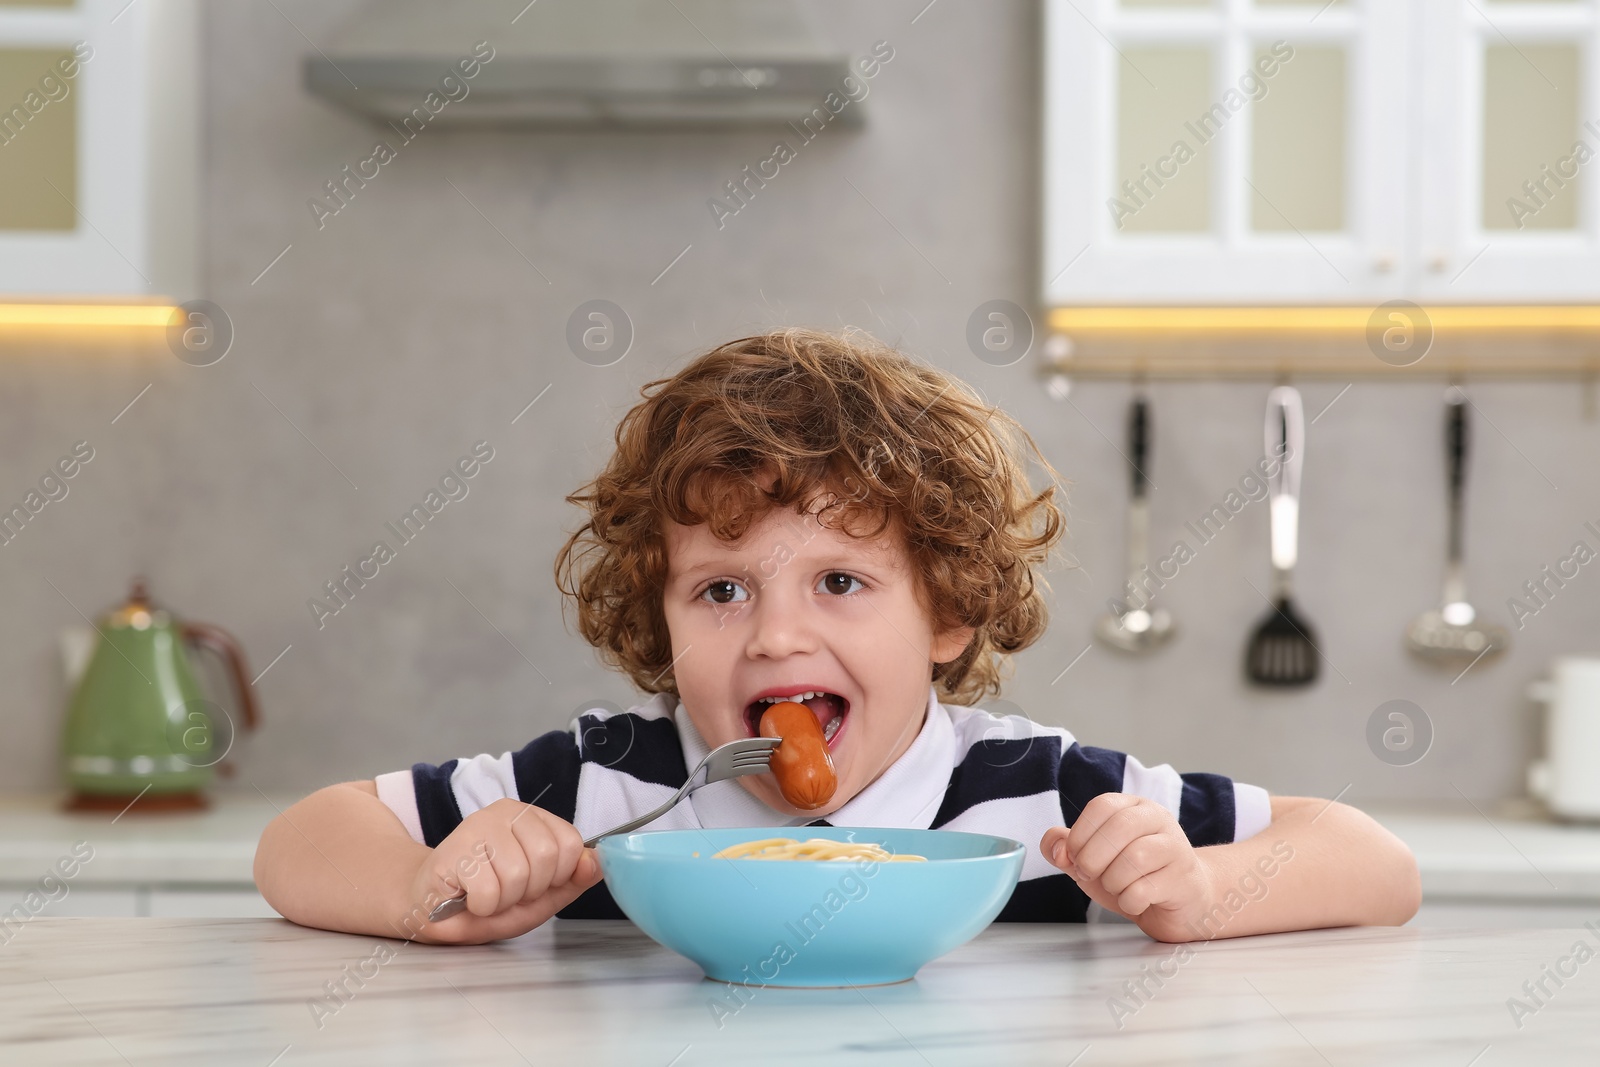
[1044,0,1409,304]
[1481,43,1581,233]
[1417,0,1600,300]
[1250,45,1346,233]
[0,0,196,297]
[0,46,78,231]
[0,1,143,293]
[1115,46,1214,233]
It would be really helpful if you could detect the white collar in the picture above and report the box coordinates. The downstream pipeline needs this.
[676,685,955,830]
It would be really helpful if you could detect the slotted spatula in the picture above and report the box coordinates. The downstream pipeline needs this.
[1245,386,1319,687]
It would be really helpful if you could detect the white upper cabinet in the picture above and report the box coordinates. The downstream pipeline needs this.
[1416,0,1600,302]
[0,0,197,300]
[1044,0,1600,306]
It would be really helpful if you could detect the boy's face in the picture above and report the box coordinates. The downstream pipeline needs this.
[661,503,974,818]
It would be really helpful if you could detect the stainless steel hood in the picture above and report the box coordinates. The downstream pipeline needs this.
[304,0,861,128]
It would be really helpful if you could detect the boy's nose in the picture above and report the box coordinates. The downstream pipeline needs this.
[743,588,821,660]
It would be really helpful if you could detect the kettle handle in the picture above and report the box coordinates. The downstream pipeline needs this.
[181,622,260,733]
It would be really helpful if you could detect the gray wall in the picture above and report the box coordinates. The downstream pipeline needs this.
[3,1,1595,807]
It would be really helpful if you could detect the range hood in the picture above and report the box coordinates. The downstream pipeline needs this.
[304,0,861,128]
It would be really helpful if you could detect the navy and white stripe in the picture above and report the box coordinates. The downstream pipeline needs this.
[374,688,1271,923]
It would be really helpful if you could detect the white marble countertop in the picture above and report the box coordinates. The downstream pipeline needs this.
[1372,803,1600,901]
[3,791,1600,901]
[3,918,1596,1065]
[0,791,288,886]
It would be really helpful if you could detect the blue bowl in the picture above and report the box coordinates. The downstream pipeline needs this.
[596,826,1024,987]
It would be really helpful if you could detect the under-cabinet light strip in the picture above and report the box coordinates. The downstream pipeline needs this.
[0,304,178,328]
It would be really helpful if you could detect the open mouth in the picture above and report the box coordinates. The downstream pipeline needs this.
[744,690,850,748]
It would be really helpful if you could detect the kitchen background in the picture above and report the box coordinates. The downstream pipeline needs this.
[4,0,1600,920]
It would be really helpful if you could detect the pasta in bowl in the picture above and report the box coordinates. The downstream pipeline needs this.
[711,837,927,862]
[596,826,1025,987]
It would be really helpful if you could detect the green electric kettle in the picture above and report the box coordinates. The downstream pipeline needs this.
[62,580,259,812]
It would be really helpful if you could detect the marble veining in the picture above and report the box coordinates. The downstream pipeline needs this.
[2,919,1598,1065]
[8,793,1600,903]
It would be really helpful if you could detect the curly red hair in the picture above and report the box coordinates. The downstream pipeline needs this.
[554,328,1066,705]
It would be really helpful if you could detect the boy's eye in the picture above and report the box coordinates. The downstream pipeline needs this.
[818,572,864,596]
[701,579,748,605]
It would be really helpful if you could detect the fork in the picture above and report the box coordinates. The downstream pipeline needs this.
[427,736,780,922]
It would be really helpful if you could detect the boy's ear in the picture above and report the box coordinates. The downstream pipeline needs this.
[931,625,976,665]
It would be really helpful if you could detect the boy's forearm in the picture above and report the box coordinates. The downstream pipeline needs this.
[254,781,438,941]
[1188,796,1420,940]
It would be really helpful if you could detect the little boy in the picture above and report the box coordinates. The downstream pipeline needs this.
[256,328,1419,946]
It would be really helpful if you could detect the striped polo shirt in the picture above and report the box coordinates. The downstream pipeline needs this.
[375,687,1271,922]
